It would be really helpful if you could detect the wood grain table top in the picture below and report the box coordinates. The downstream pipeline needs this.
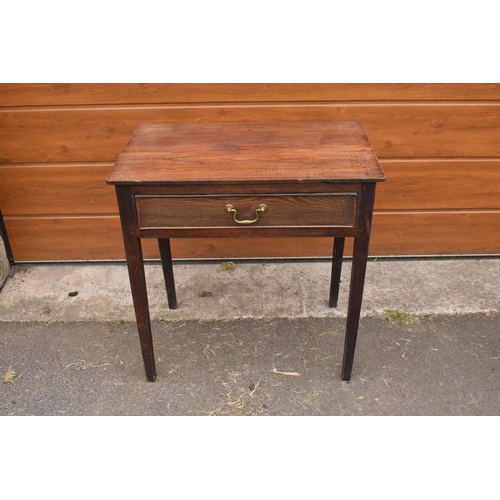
[107,121,385,185]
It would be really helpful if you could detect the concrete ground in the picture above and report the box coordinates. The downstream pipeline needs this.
[0,257,499,415]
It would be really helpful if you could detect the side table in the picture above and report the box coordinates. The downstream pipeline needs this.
[107,121,385,382]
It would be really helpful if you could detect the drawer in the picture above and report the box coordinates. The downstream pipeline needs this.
[135,194,357,229]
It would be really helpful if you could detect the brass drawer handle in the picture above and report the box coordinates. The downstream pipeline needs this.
[225,204,267,224]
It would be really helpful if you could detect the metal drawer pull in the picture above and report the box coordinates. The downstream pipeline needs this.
[225,203,267,224]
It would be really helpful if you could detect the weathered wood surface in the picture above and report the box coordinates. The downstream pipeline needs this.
[108,122,384,184]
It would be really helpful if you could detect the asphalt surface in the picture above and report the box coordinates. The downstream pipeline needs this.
[2,314,499,416]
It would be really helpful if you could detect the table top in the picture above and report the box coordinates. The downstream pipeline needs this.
[107,121,385,185]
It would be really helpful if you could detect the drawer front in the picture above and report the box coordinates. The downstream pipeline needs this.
[136,194,357,229]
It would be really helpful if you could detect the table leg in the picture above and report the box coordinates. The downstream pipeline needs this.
[158,238,177,310]
[116,186,156,382]
[341,232,370,381]
[341,183,375,381]
[329,237,345,308]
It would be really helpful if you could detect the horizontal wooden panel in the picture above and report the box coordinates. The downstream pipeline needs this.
[0,164,117,215]
[2,103,500,164]
[4,212,500,261]
[2,84,500,107]
[3,216,126,261]
[376,159,500,210]
[2,215,336,261]
[2,159,500,216]
[371,211,500,255]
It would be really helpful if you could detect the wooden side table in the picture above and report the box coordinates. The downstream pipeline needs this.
[107,122,385,382]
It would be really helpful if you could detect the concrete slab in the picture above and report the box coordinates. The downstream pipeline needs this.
[0,258,499,322]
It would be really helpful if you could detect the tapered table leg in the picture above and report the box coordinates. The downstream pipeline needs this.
[116,186,156,382]
[329,237,345,308]
[158,238,177,310]
[341,232,370,381]
[341,183,375,381]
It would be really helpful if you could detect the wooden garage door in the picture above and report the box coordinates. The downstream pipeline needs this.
[1,83,499,261]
